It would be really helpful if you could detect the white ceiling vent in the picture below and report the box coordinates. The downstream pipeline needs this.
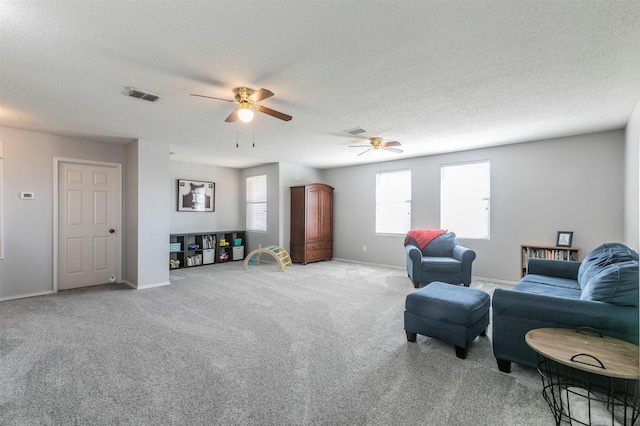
[124,87,160,102]
[344,127,367,135]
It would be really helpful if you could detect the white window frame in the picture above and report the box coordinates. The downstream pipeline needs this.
[375,169,411,235]
[246,174,267,232]
[440,160,490,239]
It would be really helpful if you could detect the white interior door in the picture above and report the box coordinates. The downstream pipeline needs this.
[58,162,119,290]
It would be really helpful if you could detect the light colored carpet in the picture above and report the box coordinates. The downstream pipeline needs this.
[0,260,554,425]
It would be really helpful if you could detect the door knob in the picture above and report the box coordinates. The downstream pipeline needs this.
[109,229,115,233]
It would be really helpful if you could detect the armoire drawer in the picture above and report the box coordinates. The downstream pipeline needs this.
[306,249,332,261]
[306,242,332,251]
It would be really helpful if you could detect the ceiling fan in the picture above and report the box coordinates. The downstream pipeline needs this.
[348,137,403,156]
[190,87,292,123]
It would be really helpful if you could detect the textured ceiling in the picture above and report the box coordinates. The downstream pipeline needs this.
[1,1,639,169]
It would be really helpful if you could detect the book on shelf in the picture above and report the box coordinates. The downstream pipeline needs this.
[521,246,579,268]
[201,235,215,249]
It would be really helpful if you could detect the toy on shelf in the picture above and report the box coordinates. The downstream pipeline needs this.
[219,252,229,262]
[169,259,180,269]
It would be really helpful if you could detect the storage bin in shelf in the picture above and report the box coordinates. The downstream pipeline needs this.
[232,246,244,260]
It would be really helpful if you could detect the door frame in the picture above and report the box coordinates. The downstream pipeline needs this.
[53,157,122,293]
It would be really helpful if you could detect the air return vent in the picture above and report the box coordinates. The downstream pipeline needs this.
[124,87,160,102]
[344,127,367,135]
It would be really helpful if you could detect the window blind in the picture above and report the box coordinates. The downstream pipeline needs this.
[376,169,411,234]
[246,174,267,232]
[440,161,490,239]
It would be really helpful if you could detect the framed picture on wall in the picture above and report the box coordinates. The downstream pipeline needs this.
[556,231,573,247]
[177,179,215,212]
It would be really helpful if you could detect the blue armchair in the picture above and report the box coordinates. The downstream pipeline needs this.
[405,231,476,288]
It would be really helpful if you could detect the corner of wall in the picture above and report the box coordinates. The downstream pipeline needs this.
[624,100,640,251]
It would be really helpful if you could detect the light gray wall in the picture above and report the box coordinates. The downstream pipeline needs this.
[0,126,632,297]
[625,100,640,251]
[125,141,139,286]
[170,160,242,233]
[241,163,280,252]
[278,163,325,253]
[0,127,126,299]
[239,162,325,253]
[131,139,171,288]
[324,130,626,283]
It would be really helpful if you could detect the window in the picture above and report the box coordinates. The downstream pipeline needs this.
[376,169,411,234]
[246,174,267,232]
[440,160,490,239]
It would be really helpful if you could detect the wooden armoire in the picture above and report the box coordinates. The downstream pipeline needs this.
[290,183,334,264]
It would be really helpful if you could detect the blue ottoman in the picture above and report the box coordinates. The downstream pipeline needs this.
[404,281,490,359]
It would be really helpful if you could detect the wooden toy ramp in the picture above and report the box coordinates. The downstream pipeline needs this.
[242,245,292,272]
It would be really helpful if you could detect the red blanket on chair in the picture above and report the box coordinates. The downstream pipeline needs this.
[404,229,447,250]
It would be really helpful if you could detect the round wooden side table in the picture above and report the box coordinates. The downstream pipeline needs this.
[526,327,639,425]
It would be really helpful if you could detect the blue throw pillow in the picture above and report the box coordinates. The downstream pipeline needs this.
[578,249,611,290]
[578,243,639,289]
[580,260,639,306]
[422,232,457,257]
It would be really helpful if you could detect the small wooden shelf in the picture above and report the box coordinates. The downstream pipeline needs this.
[521,244,580,277]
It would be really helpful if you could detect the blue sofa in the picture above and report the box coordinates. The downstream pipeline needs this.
[405,231,476,288]
[492,243,639,373]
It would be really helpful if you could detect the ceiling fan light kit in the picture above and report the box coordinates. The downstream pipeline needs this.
[190,87,292,123]
[237,103,254,123]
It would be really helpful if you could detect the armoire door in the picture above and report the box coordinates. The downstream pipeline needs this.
[319,186,333,242]
[306,186,321,243]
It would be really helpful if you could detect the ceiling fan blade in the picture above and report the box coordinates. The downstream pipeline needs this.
[383,147,403,154]
[255,105,292,121]
[249,88,275,103]
[357,148,372,156]
[225,108,239,123]
[348,145,370,148]
[383,141,401,147]
[190,94,236,103]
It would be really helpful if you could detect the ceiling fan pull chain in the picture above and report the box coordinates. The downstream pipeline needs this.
[236,126,239,148]
[252,123,255,148]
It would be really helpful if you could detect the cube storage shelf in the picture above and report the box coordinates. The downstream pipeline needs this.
[170,231,245,269]
[521,244,580,277]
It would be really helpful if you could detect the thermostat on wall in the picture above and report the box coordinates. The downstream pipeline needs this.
[20,192,35,199]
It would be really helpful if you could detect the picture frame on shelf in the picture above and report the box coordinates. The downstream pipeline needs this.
[556,231,573,247]
[177,179,215,212]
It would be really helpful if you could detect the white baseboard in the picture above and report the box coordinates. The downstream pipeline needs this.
[122,280,136,289]
[472,275,517,287]
[332,258,405,270]
[125,280,171,290]
[332,260,517,286]
[0,290,54,302]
